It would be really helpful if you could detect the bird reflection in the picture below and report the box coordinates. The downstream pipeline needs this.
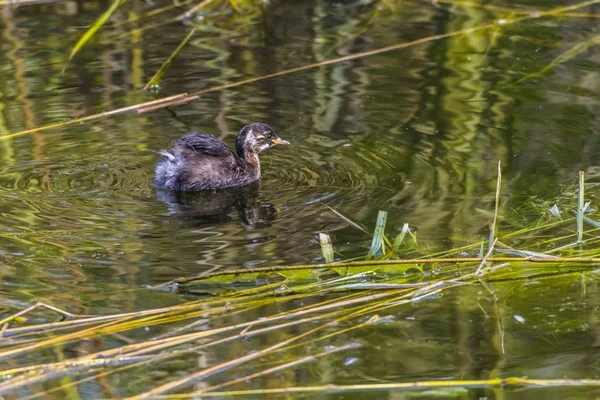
[155,180,277,227]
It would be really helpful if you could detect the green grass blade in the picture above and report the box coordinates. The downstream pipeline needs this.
[368,211,388,259]
[578,171,585,243]
[393,223,410,252]
[319,233,334,263]
[489,161,501,250]
[495,248,560,259]
[143,27,197,90]
[228,0,240,11]
[63,0,124,72]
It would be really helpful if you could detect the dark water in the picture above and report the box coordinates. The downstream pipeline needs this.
[0,0,599,398]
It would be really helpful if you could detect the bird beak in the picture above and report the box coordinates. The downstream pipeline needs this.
[272,138,290,145]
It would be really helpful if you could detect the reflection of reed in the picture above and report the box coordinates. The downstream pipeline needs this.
[0,9,28,176]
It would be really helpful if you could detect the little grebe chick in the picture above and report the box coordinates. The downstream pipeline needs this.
[154,122,289,191]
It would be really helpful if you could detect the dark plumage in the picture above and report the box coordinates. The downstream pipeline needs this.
[154,122,289,191]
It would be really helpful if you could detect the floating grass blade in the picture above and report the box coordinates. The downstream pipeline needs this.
[152,255,600,290]
[0,302,81,328]
[143,28,197,91]
[319,233,334,263]
[578,171,585,243]
[367,210,388,259]
[583,215,600,229]
[62,0,124,73]
[495,248,561,259]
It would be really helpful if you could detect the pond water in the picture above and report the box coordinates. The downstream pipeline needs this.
[0,0,599,398]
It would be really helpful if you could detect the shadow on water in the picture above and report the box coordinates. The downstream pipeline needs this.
[155,180,277,227]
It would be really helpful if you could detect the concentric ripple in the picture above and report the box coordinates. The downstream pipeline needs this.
[261,143,377,206]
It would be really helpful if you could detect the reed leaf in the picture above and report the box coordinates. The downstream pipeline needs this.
[392,223,410,252]
[62,0,125,73]
[367,210,387,259]
[319,233,335,263]
[143,28,197,90]
[489,161,502,250]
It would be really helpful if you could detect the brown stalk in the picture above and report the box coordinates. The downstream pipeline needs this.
[1,284,419,394]
[0,302,84,329]
[0,0,61,5]
[129,282,460,398]
[128,318,352,398]
[198,342,361,393]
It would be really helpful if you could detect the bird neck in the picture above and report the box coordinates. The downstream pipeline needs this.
[236,127,261,176]
[235,126,253,159]
[244,152,260,177]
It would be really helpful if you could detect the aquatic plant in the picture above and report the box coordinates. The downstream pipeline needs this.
[2,167,600,397]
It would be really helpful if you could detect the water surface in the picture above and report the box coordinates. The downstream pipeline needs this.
[0,0,599,397]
